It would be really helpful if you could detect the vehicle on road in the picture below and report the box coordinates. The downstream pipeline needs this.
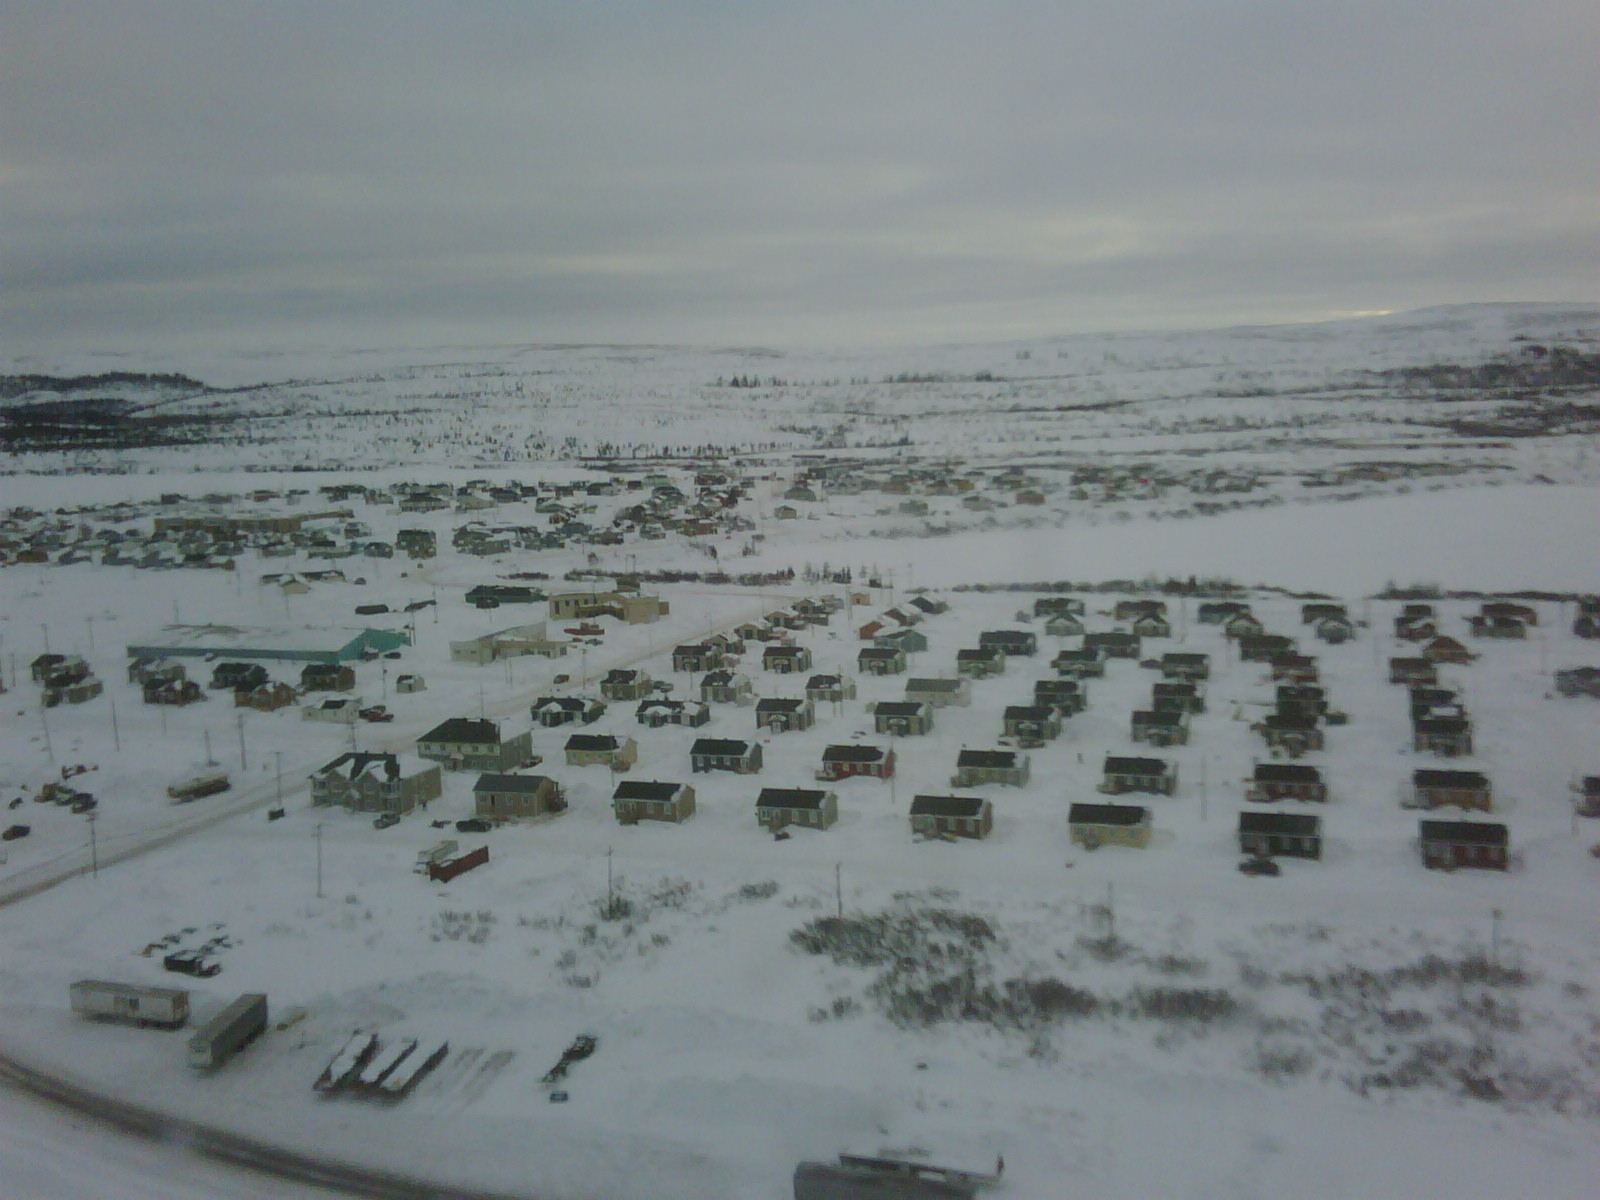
[2,824,30,841]
[373,812,401,829]
[455,818,491,833]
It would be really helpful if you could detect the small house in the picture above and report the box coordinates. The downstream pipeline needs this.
[1238,811,1322,860]
[1275,685,1327,719]
[1132,709,1189,747]
[1269,654,1320,684]
[875,628,929,655]
[672,643,729,673]
[635,698,711,728]
[146,677,205,706]
[955,647,1006,678]
[873,701,934,736]
[700,670,754,705]
[1554,666,1600,698]
[951,749,1029,788]
[1248,762,1327,803]
[395,673,426,694]
[532,695,606,727]
[1389,658,1438,687]
[1238,634,1295,663]
[473,773,565,820]
[909,594,950,616]
[910,795,993,840]
[235,681,296,712]
[1467,614,1528,640]
[1129,613,1171,639]
[1043,612,1085,637]
[1315,615,1357,644]
[755,697,815,733]
[600,669,653,701]
[1300,602,1347,625]
[978,630,1038,657]
[1259,713,1323,755]
[1422,636,1475,665]
[1100,755,1176,796]
[689,738,762,774]
[302,697,361,724]
[806,674,856,704]
[859,647,907,676]
[211,662,268,692]
[564,734,637,772]
[1033,596,1086,618]
[1413,716,1473,757]
[1197,601,1250,625]
[763,645,813,674]
[1223,612,1266,639]
[1160,652,1210,681]
[1003,705,1062,744]
[1069,802,1152,850]
[756,787,837,831]
[301,664,356,692]
[1413,769,1492,812]
[817,744,895,782]
[1084,631,1141,659]
[905,677,970,708]
[1033,678,1087,716]
[1480,601,1538,627]
[1419,819,1508,871]
[612,780,695,825]
[1052,647,1105,679]
[1152,681,1205,713]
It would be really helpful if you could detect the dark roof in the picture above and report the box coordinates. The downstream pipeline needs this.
[315,752,401,781]
[755,698,807,712]
[764,645,807,657]
[1162,652,1209,665]
[910,795,988,818]
[1264,713,1319,731]
[474,773,552,794]
[1239,811,1320,836]
[1103,756,1171,776]
[823,744,887,763]
[1413,717,1471,734]
[1153,682,1200,697]
[956,749,1018,769]
[1133,710,1186,726]
[980,630,1034,643]
[859,648,902,659]
[566,734,620,752]
[906,678,963,692]
[1034,679,1081,694]
[1419,820,1507,845]
[613,780,684,802]
[1253,763,1322,784]
[1003,706,1055,721]
[757,788,829,810]
[701,670,740,686]
[691,738,754,757]
[603,669,642,682]
[420,717,502,745]
[533,696,586,712]
[1069,803,1149,826]
[1414,769,1490,790]
[806,674,846,687]
[874,701,929,716]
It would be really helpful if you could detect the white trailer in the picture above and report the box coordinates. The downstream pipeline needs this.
[187,993,268,1069]
[414,839,459,874]
[70,980,190,1029]
[168,768,231,803]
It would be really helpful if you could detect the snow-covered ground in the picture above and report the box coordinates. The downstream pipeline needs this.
[2,307,1598,1199]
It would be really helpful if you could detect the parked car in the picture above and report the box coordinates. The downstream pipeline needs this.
[359,705,394,723]
[373,812,401,829]
[2,824,30,841]
[162,950,221,977]
[1239,857,1281,877]
[553,674,571,684]
[455,818,492,833]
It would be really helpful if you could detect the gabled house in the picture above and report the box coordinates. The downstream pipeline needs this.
[1069,802,1152,850]
[1276,685,1328,719]
[302,696,361,723]
[1389,658,1438,687]
[311,752,442,815]
[755,697,814,733]
[875,628,929,655]
[1033,596,1086,618]
[564,733,638,772]
[979,630,1037,657]
[1129,613,1171,639]
[1033,678,1086,716]
[1099,755,1176,796]
[211,662,268,692]
[1413,769,1492,812]
[909,594,950,616]
[1115,598,1167,622]
[955,647,1005,678]
[763,645,813,675]
[1084,631,1140,659]
[145,677,205,706]
[905,677,970,708]
[474,773,565,820]
[1480,601,1538,626]
[235,681,297,711]
[531,695,606,727]
[1223,612,1265,639]
[1300,602,1347,625]
[910,795,993,840]
[1239,635,1295,663]
[757,788,837,831]
[859,647,907,676]
[1315,615,1357,644]
[1239,811,1322,860]
[700,670,754,705]
[1152,681,1205,713]
[951,749,1029,788]
[873,701,934,736]
[301,663,356,692]
[1419,819,1508,871]
[1247,763,1328,803]
[1132,709,1189,747]
[1269,654,1320,684]
[417,718,534,772]
[600,669,654,701]
[1197,601,1250,625]
[613,779,696,825]
[1468,615,1527,640]
[1043,612,1085,637]
[817,744,895,782]
[635,698,711,728]
[1422,636,1475,665]
[673,643,730,673]
[1002,705,1062,744]
[689,738,762,774]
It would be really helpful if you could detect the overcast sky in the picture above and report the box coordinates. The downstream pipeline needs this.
[3,1,1596,355]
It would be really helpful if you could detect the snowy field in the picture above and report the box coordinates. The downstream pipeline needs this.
[2,306,1598,1199]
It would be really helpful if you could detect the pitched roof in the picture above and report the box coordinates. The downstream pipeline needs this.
[910,794,988,818]
[613,780,684,802]
[315,751,402,781]
[690,737,755,756]
[1414,769,1490,790]
[757,788,829,810]
[1253,763,1322,784]
[1069,802,1150,826]
[956,749,1018,769]
[473,773,553,794]
[1239,811,1320,836]
[566,734,620,752]
[1419,819,1507,845]
[420,717,502,745]
[823,744,887,763]
[1103,755,1170,776]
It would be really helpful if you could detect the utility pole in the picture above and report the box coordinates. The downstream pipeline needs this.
[1490,907,1502,966]
[109,698,121,753]
[835,862,843,919]
[87,812,99,879]
[315,823,325,899]
[236,712,247,771]
[606,846,615,918]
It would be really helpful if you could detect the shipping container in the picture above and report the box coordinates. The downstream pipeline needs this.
[187,993,268,1069]
[427,844,489,883]
[70,980,190,1029]
[168,768,232,802]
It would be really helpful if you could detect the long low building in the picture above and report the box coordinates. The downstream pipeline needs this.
[127,624,409,666]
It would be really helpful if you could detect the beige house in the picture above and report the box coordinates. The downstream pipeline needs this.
[1068,802,1152,850]
[311,752,442,815]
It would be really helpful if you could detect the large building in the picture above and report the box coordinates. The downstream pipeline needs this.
[127,624,408,666]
